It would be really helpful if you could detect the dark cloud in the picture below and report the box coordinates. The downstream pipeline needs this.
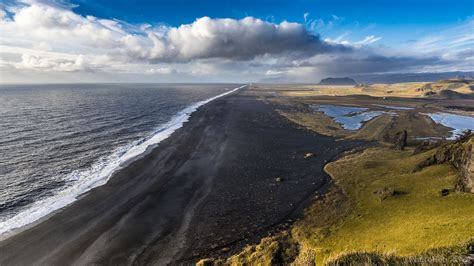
[315,55,445,75]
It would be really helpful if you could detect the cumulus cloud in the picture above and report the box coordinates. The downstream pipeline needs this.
[0,1,471,83]
[0,3,348,64]
[145,16,348,61]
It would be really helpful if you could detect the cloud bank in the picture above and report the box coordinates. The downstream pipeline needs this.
[0,1,471,83]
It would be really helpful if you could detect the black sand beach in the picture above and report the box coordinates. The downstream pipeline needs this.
[0,88,363,265]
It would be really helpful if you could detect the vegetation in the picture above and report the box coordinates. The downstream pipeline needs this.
[200,86,474,265]
[305,147,474,264]
[251,79,474,98]
[280,110,451,144]
[279,110,349,138]
[204,146,474,265]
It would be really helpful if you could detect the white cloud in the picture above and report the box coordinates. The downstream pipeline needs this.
[14,54,87,72]
[265,69,284,76]
[356,35,382,45]
[303,12,309,22]
[325,34,381,47]
[146,16,345,61]
[146,67,174,75]
[0,3,347,71]
[305,14,344,33]
[32,42,52,51]
[0,1,471,83]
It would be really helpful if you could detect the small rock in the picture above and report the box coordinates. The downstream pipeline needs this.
[198,259,214,266]
[373,187,395,201]
[275,177,283,182]
[440,189,450,196]
[304,152,315,159]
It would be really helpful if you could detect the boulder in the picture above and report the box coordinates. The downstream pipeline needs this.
[440,189,450,196]
[373,187,395,201]
[394,130,408,150]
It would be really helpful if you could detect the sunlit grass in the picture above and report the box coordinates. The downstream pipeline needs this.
[259,81,474,98]
[215,147,473,265]
[295,148,474,264]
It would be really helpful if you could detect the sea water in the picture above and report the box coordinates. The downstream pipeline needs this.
[0,83,244,237]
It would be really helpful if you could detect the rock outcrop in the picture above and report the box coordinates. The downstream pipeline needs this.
[414,131,474,193]
[394,130,408,150]
[318,77,357,86]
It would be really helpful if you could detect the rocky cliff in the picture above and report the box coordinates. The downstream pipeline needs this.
[414,132,474,193]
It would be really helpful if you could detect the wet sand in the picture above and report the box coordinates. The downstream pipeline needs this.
[0,88,364,265]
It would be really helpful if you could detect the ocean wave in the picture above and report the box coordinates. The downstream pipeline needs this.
[0,85,245,239]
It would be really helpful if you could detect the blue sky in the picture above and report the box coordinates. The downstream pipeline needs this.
[70,0,473,44]
[70,0,471,26]
[0,0,473,83]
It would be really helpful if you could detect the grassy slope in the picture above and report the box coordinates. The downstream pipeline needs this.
[210,147,474,265]
[310,148,474,264]
[278,111,349,138]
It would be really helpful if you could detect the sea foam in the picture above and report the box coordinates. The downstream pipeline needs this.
[0,85,246,239]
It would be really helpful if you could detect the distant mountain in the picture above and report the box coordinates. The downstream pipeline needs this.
[352,71,474,84]
[318,77,357,85]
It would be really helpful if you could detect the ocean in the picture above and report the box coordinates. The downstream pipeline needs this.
[0,83,242,237]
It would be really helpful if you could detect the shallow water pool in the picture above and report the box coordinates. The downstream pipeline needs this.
[426,112,474,139]
[313,105,391,130]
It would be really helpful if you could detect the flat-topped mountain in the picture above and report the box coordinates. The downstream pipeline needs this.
[319,77,357,85]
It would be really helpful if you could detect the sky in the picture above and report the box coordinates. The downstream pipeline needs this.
[0,0,473,83]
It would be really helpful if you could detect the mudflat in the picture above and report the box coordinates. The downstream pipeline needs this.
[0,88,363,265]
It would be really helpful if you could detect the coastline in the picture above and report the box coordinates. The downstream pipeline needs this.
[0,85,246,240]
[0,86,363,265]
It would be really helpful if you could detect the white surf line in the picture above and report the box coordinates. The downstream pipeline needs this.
[0,84,247,239]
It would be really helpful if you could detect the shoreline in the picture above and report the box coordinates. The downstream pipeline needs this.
[0,87,364,265]
[0,85,246,241]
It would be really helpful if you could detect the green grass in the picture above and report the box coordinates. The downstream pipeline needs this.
[199,147,474,265]
[297,148,474,264]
